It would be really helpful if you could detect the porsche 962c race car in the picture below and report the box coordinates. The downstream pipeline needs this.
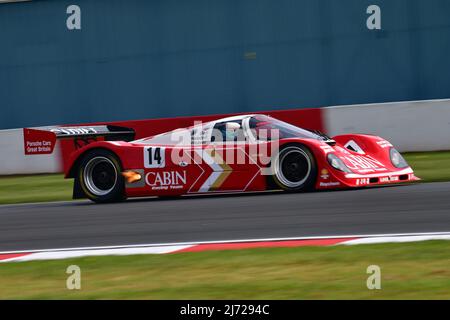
[25,114,419,203]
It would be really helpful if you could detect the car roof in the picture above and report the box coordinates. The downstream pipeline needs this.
[133,114,263,144]
[209,114,256,124]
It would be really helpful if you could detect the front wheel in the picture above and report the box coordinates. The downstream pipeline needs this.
[271,144,317,192]
[78,149,126,203]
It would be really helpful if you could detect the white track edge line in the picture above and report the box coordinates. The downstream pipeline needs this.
[1,231,450,255]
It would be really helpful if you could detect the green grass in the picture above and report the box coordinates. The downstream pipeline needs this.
[0,174,72,205]
[403,151,450,183]
[0,241,449,299]
[0,151,449,205]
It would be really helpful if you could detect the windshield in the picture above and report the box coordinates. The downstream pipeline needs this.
[248,115,321,141]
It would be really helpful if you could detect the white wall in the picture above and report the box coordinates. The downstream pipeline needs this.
[0,129,61,175]
[324,99,450,152]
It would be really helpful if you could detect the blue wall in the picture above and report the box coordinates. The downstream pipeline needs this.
[1,0,450,129]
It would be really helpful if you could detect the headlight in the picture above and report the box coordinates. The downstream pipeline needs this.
[390,148,408,168]
[327,154,352,173]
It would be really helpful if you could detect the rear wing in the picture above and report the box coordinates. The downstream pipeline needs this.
[24,125,135,155]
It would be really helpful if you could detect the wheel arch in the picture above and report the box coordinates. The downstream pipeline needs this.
[69,147,125,200]
[67,147,123,179]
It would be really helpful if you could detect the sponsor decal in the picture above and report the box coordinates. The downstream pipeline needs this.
[23,128,57,155]
[377,140,393,149]
[357,176,401,185]
[356,178,370,186]
[145,170,187,190]
[319,181,341,187]
[380,176,399,183]
[320,169,330,180]
[343,155,387,173]
[51,127,98,136]
[25,140,53,154]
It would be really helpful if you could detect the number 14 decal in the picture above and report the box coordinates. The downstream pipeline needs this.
[144,147,166,168]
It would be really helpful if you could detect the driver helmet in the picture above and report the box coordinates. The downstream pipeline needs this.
[225,122,241,141]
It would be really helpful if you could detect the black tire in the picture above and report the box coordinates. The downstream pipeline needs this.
[77,149,126,203]
[271,144,317,192]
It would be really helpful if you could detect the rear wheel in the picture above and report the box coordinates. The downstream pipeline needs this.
[78,150,126,203]
[271,144,317,192]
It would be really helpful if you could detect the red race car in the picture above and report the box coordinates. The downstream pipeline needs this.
[25,114,419,203]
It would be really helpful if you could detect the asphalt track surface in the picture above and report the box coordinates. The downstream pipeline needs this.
[1,182,450,252]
